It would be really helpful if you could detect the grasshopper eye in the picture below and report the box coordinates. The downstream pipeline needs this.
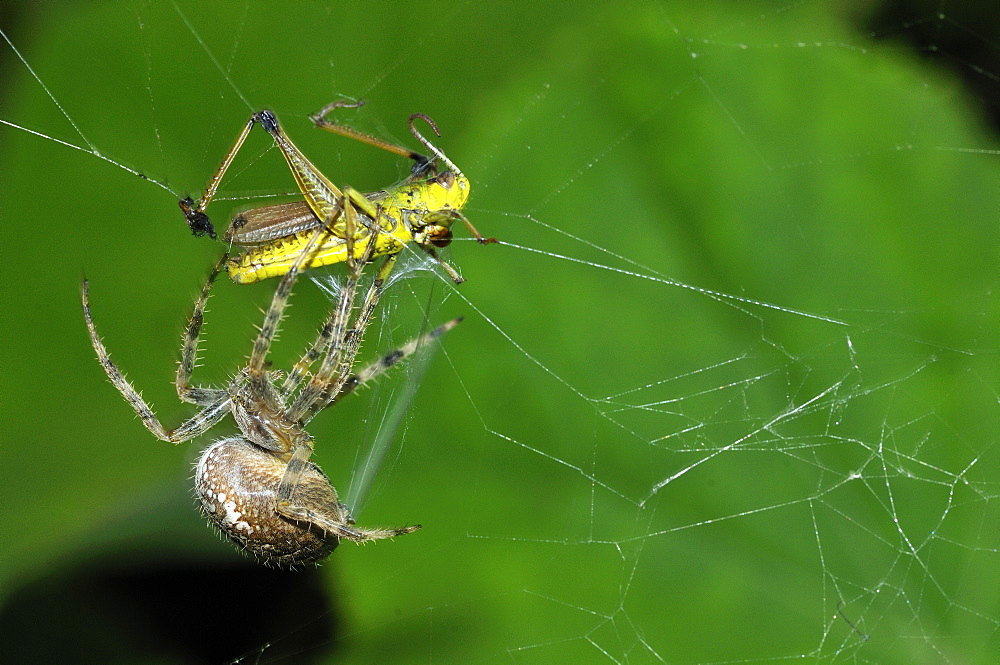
[435,171,456,189]
[427,225,453,248]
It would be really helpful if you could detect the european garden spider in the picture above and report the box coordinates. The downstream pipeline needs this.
[83,214,453,566]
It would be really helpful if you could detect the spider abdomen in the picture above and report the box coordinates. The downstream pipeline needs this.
[195,436,339,566]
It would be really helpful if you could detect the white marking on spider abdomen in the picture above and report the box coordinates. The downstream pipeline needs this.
[195,439,255,534]
[221,498,252,532]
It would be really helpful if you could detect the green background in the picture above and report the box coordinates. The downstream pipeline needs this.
[1,1,998,663]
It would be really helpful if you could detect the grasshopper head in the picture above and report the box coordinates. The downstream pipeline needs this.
[424,169,470,212]
[416,170,470,248]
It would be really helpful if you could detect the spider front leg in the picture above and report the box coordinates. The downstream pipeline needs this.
[330,316,463,406]
[276,189,391,399]
[284,312,462,410]
[286,254,397,425]
[82,263,231,443]
[176,255,231,406]
[246,198,349,380]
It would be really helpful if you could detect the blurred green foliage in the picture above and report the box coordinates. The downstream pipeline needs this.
[1,1,998,663]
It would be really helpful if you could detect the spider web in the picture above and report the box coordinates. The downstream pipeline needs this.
[1,1,999,663]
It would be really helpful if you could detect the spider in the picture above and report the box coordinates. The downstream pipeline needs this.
[82,214,454,566]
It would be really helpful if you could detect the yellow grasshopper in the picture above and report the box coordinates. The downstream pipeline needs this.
[180,101,494,284]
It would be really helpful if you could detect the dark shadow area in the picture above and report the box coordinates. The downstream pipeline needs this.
[863,0,1000,133]
[0,552,338,664]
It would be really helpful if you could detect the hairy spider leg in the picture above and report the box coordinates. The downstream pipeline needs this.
[175,256,232,406]
[246,193,364,380]
[330,316,464,406]
[82,256,231,443]
[278,263,364,401]
[288,254,398,426]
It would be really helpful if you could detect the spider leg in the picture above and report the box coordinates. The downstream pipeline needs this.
[278,279,353,399]
[285,253,395,425]
[280,506,421,543]
[329,316,463,407]
[279,263,403,405]
[274,432,420,543]
[176,255,230,406]
[247,198,348,380]
[278,193,377,399]
[279,316,335,398]
[82,280,230,443]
